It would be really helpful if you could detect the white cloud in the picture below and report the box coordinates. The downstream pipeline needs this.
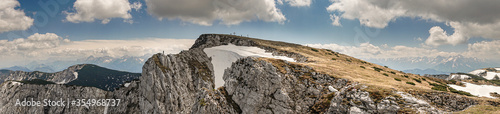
[0,33,69,52]
[463,40,500,60]
[65,0,136,24]
[281,0,312,7]
[307,43,458,59]
[424,25,466,47]
[0,34,195,68]
[50,38,194,58]
[145,0,286,26]
[326,0,405,28]
[0,0,34,33]
[130,2,142,11]
[329,14,341,26]
[327,0,500,46]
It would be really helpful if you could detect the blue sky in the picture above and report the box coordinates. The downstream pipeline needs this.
[0,0,499,68]
[1,0,445,44]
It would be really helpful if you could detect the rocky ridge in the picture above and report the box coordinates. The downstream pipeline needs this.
[0,64,85,84]
[0,34,483,113]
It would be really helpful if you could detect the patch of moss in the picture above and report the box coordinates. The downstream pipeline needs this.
[310,92,336,113]
[187,58,212,82]
[429,82,448,91]
[389,71,396,74]
[406,82,415,85]
[311,48,319,52]
[394,78,401,81]
[360,66,365,69]
[199,98,206,106]
[361,86,401,103]
[383,73,389,76]
[413,78,422,83]
[153,54,170,73]
[449,87,474,96]
[372,67,383,72]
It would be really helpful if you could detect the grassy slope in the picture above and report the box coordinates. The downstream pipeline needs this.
[214,34,500,112]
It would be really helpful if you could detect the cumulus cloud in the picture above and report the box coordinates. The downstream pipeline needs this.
[0,33,69,52]
[278,0,312,7]
[0,0,34,33]
[0,34,194,67]
[65,0,139,24]
[50,38,194,58]
[145,0,286,26]
[330,14,341,26]
[327,0,405,28]
[307,43,458,59]
[327,0,500,46]
[424,25,467,47]
[130,2,142,11]
[463,40,500,60]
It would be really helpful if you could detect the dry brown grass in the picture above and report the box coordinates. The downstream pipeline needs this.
[247,36,440,92]
[456,105,500,114]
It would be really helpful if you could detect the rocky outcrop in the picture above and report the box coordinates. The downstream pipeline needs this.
[223,57,447,114]
[0,81,107,114]
[410,91,478,111]
[191,34,308,62]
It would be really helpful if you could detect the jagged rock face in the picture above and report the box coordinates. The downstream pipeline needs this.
[223,57,337,113]
[106,49,215,113]
[409,91,478,111]
[0,81,107,114]
[0,64,84,84]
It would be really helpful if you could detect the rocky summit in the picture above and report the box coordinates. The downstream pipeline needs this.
[0,34,497,113]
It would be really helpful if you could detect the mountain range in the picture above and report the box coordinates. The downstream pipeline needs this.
[0,64,140,91]
[366,55,498,74]
[1,55,150,73]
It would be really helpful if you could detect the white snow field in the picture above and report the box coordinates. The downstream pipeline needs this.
[447,74,470,80]
[448,82,500,98]
[204,44,296,88]
[469,69,500,80]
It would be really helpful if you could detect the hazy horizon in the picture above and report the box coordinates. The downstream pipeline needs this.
[1,0,499,70]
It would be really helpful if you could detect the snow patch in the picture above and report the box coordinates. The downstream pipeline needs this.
[124,82,131,87]
[10,81,22,86]
[495,68,500,71]
[328,86,338,92]
[485,72,500,80]
[73,72,79,79]
[204,44,296,88]
[469,69,500,80]
[447,74,470,80]
[469,69,486,75]
[56,79,67,84]
[448,82,500,98]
